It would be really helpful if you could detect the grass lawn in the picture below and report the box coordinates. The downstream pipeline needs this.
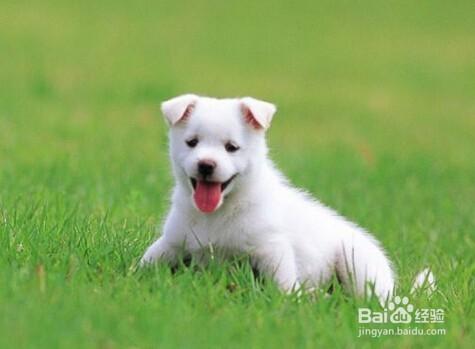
[1,0,474,348]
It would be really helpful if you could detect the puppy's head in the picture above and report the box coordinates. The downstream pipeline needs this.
[161,94,276,214]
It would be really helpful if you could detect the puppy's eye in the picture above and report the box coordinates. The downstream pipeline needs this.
[225,141,240,153]
[186,138,199,148]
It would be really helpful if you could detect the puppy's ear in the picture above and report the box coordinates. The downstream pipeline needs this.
[161,94,198,126]
[240,97,277,130]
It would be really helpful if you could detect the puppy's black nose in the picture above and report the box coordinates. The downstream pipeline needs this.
[198,159,216,177]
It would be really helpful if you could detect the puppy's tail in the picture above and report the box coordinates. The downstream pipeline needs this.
[410,267,436,296]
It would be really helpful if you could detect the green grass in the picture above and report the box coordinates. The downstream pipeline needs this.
[1,0,474,348]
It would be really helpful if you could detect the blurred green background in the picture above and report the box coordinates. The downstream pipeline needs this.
[0,1,474,348]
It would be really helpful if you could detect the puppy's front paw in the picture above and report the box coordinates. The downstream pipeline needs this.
[139,237,174,267]
[139,248,157,267]
[139,255,151,267]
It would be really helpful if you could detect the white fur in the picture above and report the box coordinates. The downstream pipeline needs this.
[141,95,400,302]
[161,94,198,125]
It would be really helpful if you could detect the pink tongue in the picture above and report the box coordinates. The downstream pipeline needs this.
[194,181,222,213]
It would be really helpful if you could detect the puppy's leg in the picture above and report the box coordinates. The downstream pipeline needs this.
[140,236,177,267]
[336,231,395,303]
[140,208,186,267]
[253,242,300,293]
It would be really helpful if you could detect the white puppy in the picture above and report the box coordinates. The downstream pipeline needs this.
[141,94,424,303]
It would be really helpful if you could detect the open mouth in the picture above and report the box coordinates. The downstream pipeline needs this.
[190,175,236,192]
[190,175,237,213]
